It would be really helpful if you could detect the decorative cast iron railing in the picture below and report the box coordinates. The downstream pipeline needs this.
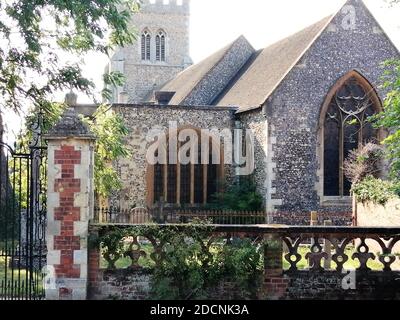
[90,224,400,273]
[280,227,400,272]
[93,207,267,225]
[93,207,152,224]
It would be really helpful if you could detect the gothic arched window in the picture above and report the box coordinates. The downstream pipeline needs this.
[147,128,222,207]
[141,30,151,61]
[155,30,166,62]
[322,72,382,197]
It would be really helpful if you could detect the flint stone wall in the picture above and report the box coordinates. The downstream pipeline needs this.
[240,0,399,216]
[113,104,236,209]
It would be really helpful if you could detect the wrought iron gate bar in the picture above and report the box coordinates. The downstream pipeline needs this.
[0,113,47,300]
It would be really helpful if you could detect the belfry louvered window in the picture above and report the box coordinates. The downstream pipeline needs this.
[141,30,151,61]
[323,73,381,197]
[156,30,166,62]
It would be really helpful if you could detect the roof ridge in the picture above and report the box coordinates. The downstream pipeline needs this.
[165,37,240,87]
[253,0,400,110]
[255,14,336,110]
[212,49,263,106]
[217,15,334,112]
[178,35,254,104]
[358,0,400,55]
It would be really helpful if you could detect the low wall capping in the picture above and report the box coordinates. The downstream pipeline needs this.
[87,223,400,300]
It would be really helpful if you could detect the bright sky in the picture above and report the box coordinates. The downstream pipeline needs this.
[3,0,400,142]
[80,0,400,103]
[190,0,400,63]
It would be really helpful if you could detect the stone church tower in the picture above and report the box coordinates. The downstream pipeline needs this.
[108,0,192,103]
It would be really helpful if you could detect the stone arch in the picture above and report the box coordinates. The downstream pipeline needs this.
[146,125,225,207]
[141,28,152,61]
[316,70,385,202]
[155,29,167,62]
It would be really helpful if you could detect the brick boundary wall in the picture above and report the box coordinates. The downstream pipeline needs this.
[88,228,102,298]
[284,271,400,300]
[87,231,400,300]
[270,211,353,226]
[264,277,289,299]
[87,266,400,300]
[88,262,259,300]
[87,228,266,300]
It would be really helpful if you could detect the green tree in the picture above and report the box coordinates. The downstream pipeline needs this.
[82,104,130,198]
[12,103,130,203]
[372,60,400,179]
[0,0,140,115]
[0,0,139,199]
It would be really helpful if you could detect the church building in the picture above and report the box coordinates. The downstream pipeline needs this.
[102,0,399,224]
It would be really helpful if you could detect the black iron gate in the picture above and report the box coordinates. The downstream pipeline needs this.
[0,116,47,300]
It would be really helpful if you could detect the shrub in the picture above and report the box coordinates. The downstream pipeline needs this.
[209,176,264,211]
[344,143,384,184]
[215,238,263,299]
[150,224,264,300]
[351,176,397,205]
[95,223,264,300]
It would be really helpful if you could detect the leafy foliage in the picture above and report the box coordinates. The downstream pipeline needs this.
[82,104,130,197]
[12,103,130,199]
[151,236,263,300]
[94,223,264,300]
[343,143,384,184]
[209,176,264,211]
[150,224,216,300]
[1,0,137,200]
[351,176,397,205]
[0,0,140,114]
[371,59,400,179]
[92,226,128,270]
[214,238,263,299]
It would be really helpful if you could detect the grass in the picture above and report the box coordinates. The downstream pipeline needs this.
[0,253,45,298]
[281,246,397,271]
[0,256,30,282]
[100,243,156,270]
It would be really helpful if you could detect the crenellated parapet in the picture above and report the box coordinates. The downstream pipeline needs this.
[140,0,190,15]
